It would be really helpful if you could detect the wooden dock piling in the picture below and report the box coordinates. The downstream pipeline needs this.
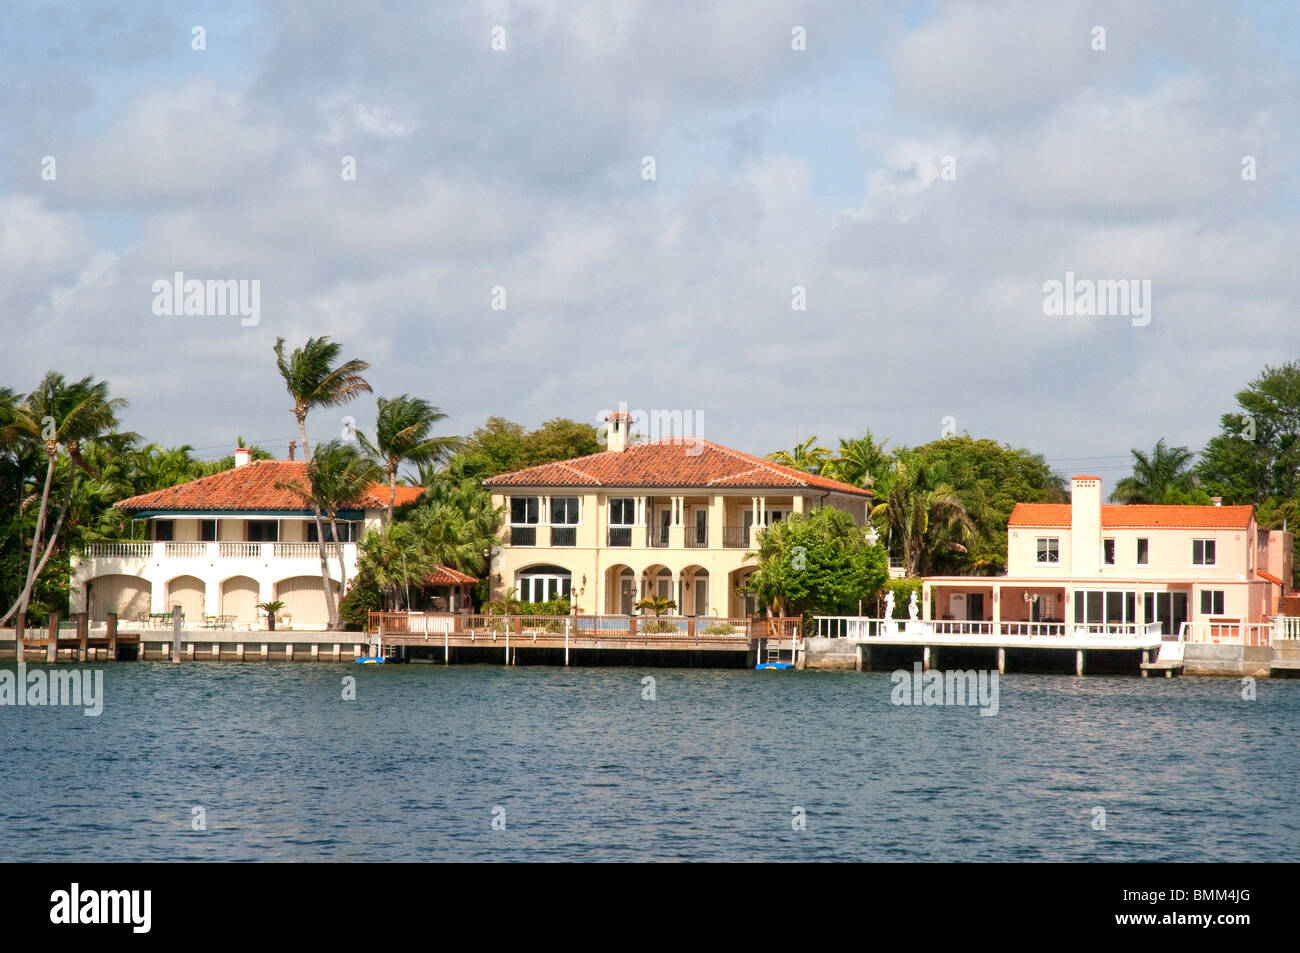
[47,612,60,662]
[77,612,89,662]
[171,605,182,664]
[14,612,24,662]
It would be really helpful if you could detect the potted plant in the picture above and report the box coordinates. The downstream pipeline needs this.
[257,600,284,631]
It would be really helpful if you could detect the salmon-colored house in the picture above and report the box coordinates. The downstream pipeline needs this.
[923,475,1293,636]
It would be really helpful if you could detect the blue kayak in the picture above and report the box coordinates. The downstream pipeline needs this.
[755,662,793,670]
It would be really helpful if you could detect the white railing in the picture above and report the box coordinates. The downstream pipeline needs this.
[82,541,355,561]
[83,542,153,558]
[1280,616,1300,640]
[1179,621,1273,647]
[273,542,325,559]
[813,617,1163,642]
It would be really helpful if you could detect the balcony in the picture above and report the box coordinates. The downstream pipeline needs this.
[722,526,751,548]
[79,541,354,563]
[508,526,537,546]
[685,526,709,548]
[549,526,576,547]
[646,525,669,548]
[607,526,633,547]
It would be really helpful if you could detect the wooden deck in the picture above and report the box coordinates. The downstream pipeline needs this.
[370,612,800,660]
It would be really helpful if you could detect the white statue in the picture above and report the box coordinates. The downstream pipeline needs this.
[882,590,895,625]
[908,591,920,621]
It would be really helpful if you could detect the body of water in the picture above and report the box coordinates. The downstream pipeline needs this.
[1,662,1296,861]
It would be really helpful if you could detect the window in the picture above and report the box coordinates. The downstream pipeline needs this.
[517,566,572,604]
[1103,539,1115,565]
[1192,539,1216,566]
[608,498,635,525]
[308,522,356,543]
[1199,590,1225,615]
[153,520,174,541]
[1136,538,1149,566]
[1036,537,1060,564]
[1073,589,1138,625]
[510,497,539,525]
[549,497,579,525]
[247,520,278,542]
[200,519,217,542]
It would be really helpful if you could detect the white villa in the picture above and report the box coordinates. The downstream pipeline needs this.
[69,447,428,629]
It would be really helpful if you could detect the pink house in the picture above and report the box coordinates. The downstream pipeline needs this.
[923,475,1293,638]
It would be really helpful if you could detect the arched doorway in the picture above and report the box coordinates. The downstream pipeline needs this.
[681,566,709,617]
[220,576,259,625]
[604,565,636,615]
[87,574,152,623]
[165,575,205,622]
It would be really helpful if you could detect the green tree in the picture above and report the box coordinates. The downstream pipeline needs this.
[524,417,603,466]
[361,395,457,524]
[822,432,891,489]
[277,440,383,622]
[356,521,436,610]
[2,373,128,625]
[274,337,372,629]
[870,451,975,578]
[744,507,887,620]
[1109,439,1197,504]
[768,435,831,474]
[1197,360,1300,504]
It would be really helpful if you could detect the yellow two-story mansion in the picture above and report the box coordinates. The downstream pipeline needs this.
[482,412,873,618]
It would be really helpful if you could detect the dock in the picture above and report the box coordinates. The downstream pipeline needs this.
[370,612,801,666]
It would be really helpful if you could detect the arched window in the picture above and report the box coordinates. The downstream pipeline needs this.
[516,565,572,603]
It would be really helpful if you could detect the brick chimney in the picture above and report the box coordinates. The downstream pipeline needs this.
[235,446,251,468]
[1070,475,1103,572]
[288,440,296,461]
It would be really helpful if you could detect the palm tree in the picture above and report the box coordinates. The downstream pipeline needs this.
[1,373,128,625]
[635,595,677,617]
[822,432,890,489]
[1110,439,1197,503]
[360,395,457,525]
[870,453,975,577]
[274,337,372,628]
[277,440,382,625]
[768,435,831,474]
[357,522,436,610]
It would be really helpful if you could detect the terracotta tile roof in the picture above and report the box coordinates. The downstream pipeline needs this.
[428,565,478,586]
[481,439,872,497]
[115,460,424,513]
[1009,502,1254,529]
[1256,569,1284,587]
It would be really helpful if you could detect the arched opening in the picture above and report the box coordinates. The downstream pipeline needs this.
[514,564,572,604]
[275,576,341,630]
[680,565,709,617]
[165,575,205,622]
[87,574,151,623]
[220,575,260,626]
[604,564,635,615]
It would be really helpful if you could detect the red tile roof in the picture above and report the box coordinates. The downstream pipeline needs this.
[428,565,478,586]
[482,439,872,497]
[115,460,424,513]
[1009,502,1254,529]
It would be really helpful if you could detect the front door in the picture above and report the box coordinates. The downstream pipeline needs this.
[619,575,636,615]
[966,593,985,624]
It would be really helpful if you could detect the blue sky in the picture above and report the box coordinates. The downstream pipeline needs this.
[1,0,1297,487]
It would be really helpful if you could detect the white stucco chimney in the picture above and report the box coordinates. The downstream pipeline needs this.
[1070,475,1103,572]
[235,446,251,467]
[1211,496,1222,507]
[605,409,631,453]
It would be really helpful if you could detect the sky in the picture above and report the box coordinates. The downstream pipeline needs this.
[2,0,1297,486]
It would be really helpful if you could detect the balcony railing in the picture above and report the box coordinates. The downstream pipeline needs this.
[685,526,709,548]
[646,525,669,548]
[81,541,351,561]
[549,526,576,546]
[607,526,633,547]
[508,526,537,546]
[722,526,750,548]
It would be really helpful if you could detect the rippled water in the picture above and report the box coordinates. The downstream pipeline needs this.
[1,662,1297,861]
